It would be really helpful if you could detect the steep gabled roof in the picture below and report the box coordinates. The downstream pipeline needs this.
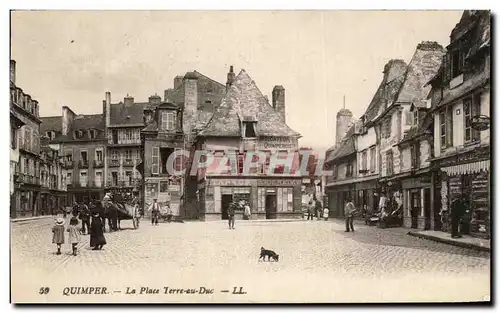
[394,42,445,104]
[325,125,356,163]
[40,116,62,134]
[198,70,300,138]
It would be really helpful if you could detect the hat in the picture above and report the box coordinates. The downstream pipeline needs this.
[153,198,158,201]
[55,217,64,225]
[92,212,100,217]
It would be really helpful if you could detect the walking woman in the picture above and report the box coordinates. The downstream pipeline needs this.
[90,212,106,250]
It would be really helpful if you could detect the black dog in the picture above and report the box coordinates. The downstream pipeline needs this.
[259,247,279,262]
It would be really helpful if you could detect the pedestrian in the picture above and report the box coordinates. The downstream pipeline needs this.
[148,198,161,226]
[90,212,106,250]
[450,194,466,238]
[314,197,323,220]
[71,202,79,218]
[244,201,251,220]
[227,201,236,230]
[323,207,329,221]
[379,193,388,216]
[165,202,173,223]
[67,217,81,256]
[79,202,91,235]
[344,198,356,232]
[307,201,315,221]
[133,202,141,229]
[52,217,65,255]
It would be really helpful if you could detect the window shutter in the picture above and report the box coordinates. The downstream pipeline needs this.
[446,106,453,147]
[151,147,159,174]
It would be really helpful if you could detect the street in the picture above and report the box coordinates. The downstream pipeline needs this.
[11,217,490,303]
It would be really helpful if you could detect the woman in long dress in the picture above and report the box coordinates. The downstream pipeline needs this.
[90,212,107,250]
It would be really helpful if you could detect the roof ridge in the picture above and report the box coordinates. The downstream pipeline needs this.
[193,70,225,88]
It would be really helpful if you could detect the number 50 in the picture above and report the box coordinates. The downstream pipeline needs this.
[39,287,50,295]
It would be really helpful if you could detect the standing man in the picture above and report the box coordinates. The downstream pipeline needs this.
[379,192,388,216]
[148,198,161,226]
[314,196,323,220]
[79,202,91,235]
[450,194,466,238]
[227,201,236,230]
[307,201,315,221]
[344,198,356,232]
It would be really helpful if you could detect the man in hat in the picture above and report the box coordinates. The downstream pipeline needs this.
[344,198,357,232]
[450,194,467,238]
[148,198,161,226]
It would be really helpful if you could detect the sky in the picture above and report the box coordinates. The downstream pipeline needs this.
[10,10,463,152]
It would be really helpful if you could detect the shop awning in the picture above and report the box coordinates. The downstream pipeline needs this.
[441,160,490,176]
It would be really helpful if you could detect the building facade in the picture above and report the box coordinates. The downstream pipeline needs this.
[193,68,302,221]
[39,137,68,214]
[44,106,107,204]
[428,10,491,238]
[10,60,43,218]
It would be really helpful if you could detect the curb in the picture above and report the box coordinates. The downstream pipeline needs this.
[10,215,58,223]
[407,231,490,253]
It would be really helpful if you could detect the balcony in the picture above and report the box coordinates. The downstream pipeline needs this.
[108,139,142,147]
[93,159,104,168]
[14,172,41,186]
[123,158,134,166]
[107,179,140,188]
[78,159,89,169]
[108,158,120,167]
[63,160,75,169]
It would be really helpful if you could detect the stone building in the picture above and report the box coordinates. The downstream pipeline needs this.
[103,92,144,196]
[43,107,107,204]
[38,136,68,214]
[427,10,491,238]
[10,60,43,218]
[193,67,302,221]
[138,71,227,217]
[335,108,354,146]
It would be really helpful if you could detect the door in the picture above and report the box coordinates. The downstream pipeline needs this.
[221,195,232,220]
[411,190,420,229]
[424,188,431,230]
[265,195,277,219]
[433,186,442,231]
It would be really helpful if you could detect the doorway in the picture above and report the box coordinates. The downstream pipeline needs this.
[221,194,233,220]
[411,190,420,229]
[424,188,431,230]
[433,187,442,231]
[265,195,277,219]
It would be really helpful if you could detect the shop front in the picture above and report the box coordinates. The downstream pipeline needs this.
[354,178,379,217]
[325,183,355,218]
[440,159,490,239]
[199,177,302,221]
[401,172,433,230]
[143,176,183,217]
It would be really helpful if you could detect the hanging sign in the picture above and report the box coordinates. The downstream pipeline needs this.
[471,115,490,131]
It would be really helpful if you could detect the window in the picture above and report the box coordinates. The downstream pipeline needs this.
[411,144,420,169]
[439,111,446,148]
[95,171,103,188]
[413,110,419,126]
[381,118,392,139]
[45,131,55,140]
[243,122,256,138]
[386,150,394,176]
[361,151,367,171]
[111,150,118,160]
[405,110,413,126]
[88,129,97,139]
[464,95,481,143]
[79,171,88,187]
[237,153,245,175]
[332,164,338,179]
[369,147,376,172]
[151,147,159,175]
[65,151,73,162]
[161,111,176,131]
[135,150,141,161]
[345,160,353,177]
[173,148,183,172]
[257,188,266,213]
[125,149,132,161]
[160,181,169,193]
[451,49,463,78]
[66,171,72,185]
[111,172,118,186]
[205,100,212,104]
[80,150,88,162]
[125,171,133,185]
[277,187,294,212]
[75,130,84,139]
[11,125,16,149]
[95,150,103,162]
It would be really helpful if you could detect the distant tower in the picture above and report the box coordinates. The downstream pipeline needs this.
[335,96,353,145]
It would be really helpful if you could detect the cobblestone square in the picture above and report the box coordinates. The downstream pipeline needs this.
[11,217,490,303]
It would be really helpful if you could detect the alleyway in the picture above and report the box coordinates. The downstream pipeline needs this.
[11,218,490,303]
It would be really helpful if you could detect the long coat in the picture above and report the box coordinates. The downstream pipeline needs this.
[52,225,65,244]
[90,217,107,247]
[67,225,80,244]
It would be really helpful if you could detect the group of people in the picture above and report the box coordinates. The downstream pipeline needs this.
[305,196,328,221]
[225,199,251,230]
[147,198,173,226]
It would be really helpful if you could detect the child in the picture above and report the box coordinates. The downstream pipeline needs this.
[52,217,65,255]
[323,207,329,221]
[67,217,81,256]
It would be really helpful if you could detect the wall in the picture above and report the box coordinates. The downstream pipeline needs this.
[433,115,441,158]
[380,110,402,177]
[420,140,431,168]
[401,146,411,172]
[452,100,464,148]
[64,141,106,186]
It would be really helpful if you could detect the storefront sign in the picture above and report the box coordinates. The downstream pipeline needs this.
[258,137,295,149]
[210,178,301,187]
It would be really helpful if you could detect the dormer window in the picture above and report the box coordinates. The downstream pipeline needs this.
[75,130,84,139]
[243,122,257,138]
[160,111,176,131]
[45,131,56,140]
[88,129,97,139]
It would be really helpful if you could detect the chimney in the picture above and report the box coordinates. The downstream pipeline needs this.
[104,92,111,128]
[174,76,184,90]
[182,72,199,134]
[62,106,76,136]
[164,88,173,102]
[149,94,162,105]
[226,65,235,90]
[335,108,353,146]
[124,94,134,105]
[272,85,286,123]
[10,60,16,84]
